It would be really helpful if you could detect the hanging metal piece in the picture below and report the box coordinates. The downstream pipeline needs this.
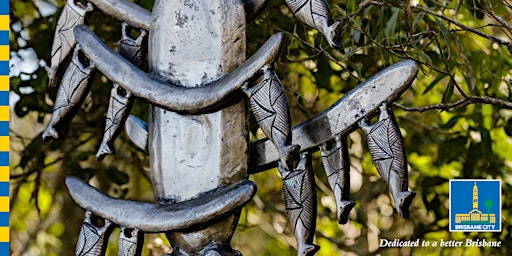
[96,24,147,160]
[320,135,355,224]
[283,0,340,47]
[43,46,95,141]
[124,115,148,154]
[118,227,140,256]
[75,211,112,256]
[243,65,300,171]
[48,0,93,86]
[250,59,419,172]
[358,103,416,218]
[279,152,319,256]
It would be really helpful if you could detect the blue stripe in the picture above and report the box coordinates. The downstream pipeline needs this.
[0,62,7,76]
[0,152,6,166]
[0,212,8,226]
[0,243,8,253]
[0,122,7,136]
[0,91,7,106]
[0,2,8,15]
[0,31,7,45]
[0,183,6,197]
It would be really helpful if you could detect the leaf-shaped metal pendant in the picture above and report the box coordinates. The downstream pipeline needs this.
[279,152,319,256]
[359,103,416,217]
[49,0,93,86]
[96,24,147,160]
[75,211,112,256]
[243,65,299,170]
[118,227,140,256]
[283,0,340,47]
[43,46,95,141]
[320,135,355,224]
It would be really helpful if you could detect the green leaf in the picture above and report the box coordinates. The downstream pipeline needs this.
[385,8,400,40]
[442,80,454,103]
[423,74,446,95]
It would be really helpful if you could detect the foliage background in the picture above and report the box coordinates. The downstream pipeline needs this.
[9,0,512,255]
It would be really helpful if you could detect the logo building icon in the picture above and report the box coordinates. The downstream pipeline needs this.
[450,180,501,232]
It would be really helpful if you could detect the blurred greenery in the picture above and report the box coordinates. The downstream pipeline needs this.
[9,0,512,255]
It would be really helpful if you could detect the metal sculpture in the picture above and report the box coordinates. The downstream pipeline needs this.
[43,0,419,255]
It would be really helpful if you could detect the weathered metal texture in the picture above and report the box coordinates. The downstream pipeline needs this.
[42,0,422,254]
[359,103,416,218]
[283,0,340,47]
[279,152,319,256]
[65,177,256,233]
[124,115,148,154]
[320,135,355,224]
[43,46,95,141]
[86,0,151,31]
[243,65,299,171]
[75,211,112,256]
[148,1,249,254]
[250,59,419,172]
[48,0,93,86]
[96,24,147,160]
[74,24,284,114]
[118,227,140,256]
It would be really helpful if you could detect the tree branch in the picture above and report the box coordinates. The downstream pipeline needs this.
[394,95,512,113]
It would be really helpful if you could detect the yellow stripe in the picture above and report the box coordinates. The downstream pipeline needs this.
[0,137,7,152]
[0,227,8,242]
[0,197,7,212]
[0,46,8,61]
[0,167,7,182]
[0,107,7,121]
[0,16,8,31]
[0,77,7,91]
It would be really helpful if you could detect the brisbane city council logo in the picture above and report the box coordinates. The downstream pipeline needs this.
[450,179,501,232]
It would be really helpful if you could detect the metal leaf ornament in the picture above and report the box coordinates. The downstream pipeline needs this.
[48,0,93,86]
[359,103,416,217]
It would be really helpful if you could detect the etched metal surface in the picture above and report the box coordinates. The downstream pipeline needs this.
[359,103,416,217]
[320,135,355,224]
[42,0,420,254]
[96,24,146,160]
[75,211,112,256]
[250,60,419,172]
[279,152,319,256]
[243,65,299,171]
[124,115,148,154]
[118,227,139,256]
[75,25,285,114]
[43,46,95,141]
[65,177,256,232]
[49,0,93,86]
[283,0,340,47]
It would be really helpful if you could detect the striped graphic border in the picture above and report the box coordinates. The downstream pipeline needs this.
[0,0,8,254]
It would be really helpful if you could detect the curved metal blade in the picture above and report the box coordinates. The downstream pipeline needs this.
[65,177,256,233]
[87,0,151,31]
[74,25,284,114]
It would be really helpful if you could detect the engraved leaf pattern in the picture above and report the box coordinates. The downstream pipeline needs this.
[284,0,332,31]
[118,238,136,256]
[248,69,292,148]
[49,57,93,128]
[281,153,317,251]
[50,1,92,84]
[75,223,105,256]
[363,111,407,188]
